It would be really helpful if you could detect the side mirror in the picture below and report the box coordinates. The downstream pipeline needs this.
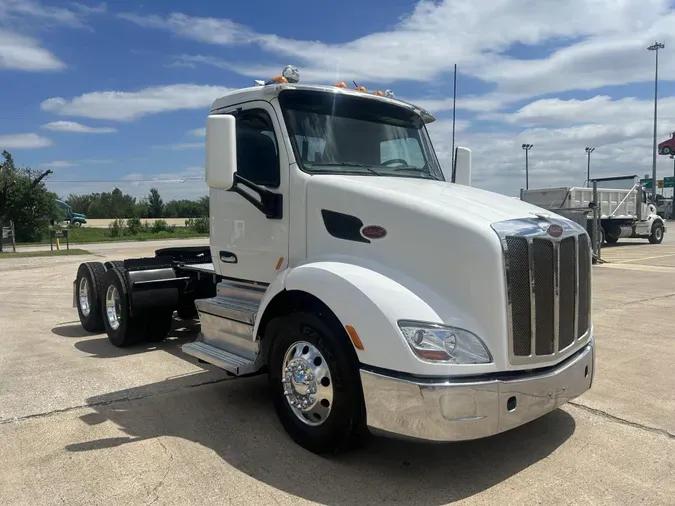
[452,146,472,186]
[205,114,237,190]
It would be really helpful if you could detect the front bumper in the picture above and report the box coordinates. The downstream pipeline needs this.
[359,340,594,442]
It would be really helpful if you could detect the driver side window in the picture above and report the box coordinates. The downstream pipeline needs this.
[380,138,424,168]
[236,109,280,188]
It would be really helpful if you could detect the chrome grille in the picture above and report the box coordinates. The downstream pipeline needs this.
[493,216,592,365]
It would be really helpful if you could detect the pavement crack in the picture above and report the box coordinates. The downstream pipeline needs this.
[569,401,675,439]
[146,439,173,505]
[0,375,232,426]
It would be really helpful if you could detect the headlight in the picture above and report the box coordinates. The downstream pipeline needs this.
[397,320,492,364]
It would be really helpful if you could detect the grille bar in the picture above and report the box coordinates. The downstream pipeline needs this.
[502,226,591,364]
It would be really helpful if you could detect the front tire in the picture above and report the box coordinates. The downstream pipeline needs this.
[649,221,664,244]
[267,312,365,454]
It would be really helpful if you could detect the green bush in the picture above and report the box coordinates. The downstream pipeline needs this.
[126,217,142,235]
[151,219,175,233]
[185,217,209,234]
[107,218,126,238]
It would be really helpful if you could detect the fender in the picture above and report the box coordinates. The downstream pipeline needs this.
[254,261,499,377]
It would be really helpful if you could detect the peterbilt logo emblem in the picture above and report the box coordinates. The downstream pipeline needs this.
[547,224,563,237]
[361,225,387,239]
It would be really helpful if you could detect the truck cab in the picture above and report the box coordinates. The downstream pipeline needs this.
[56,199,87,227]
[658,131,675,155]
[72,67,595,454]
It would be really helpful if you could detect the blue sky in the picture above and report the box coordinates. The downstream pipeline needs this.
[3,0,675,200]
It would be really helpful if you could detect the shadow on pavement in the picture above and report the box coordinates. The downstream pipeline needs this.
[57,317,201,361]
[51,323,98,338]
[66,374,577,505]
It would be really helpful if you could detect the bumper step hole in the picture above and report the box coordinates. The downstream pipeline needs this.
[585,365,589,378]
[507,396,517,412]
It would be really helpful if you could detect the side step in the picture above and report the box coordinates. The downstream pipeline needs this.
[195,296,258,325]
[185,280,266,376]
[182,341,257,376]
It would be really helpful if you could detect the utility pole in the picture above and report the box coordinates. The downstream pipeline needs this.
[648,41,665,204]
[585,147,595,187]
[522,144,533,190]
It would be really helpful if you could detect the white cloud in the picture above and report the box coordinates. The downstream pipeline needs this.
[187,127,206,137]
[491,96,675,129]
[42,121,117,133]
[0,0,105,28]
[41,160,75,168]
[154,142,204,151]
[120,0,672,100]
[40,84,234,121]
[0,133,52,149]
[0,29,65,71]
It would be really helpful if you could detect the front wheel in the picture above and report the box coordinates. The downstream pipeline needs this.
[267,312,365,454]
[649,222,664,244]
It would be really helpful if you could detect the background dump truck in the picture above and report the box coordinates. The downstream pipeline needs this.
[521,179,666,246]
[71,67,595,455]
[56,199,87,227]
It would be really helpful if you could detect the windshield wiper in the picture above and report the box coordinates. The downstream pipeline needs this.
[308,162,382,176]
[390,166,440,180]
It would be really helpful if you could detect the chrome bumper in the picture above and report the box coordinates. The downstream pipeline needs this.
[359,341,594,442]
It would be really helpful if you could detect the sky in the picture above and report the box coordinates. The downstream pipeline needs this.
[3,0,675,201]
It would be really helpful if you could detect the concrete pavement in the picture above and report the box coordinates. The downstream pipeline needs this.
[0,238,674,505]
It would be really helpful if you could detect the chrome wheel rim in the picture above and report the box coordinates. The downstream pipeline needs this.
[656,227,663,240]
[105,285,121,331]
[78,277,91,317]
[282,341,333,426]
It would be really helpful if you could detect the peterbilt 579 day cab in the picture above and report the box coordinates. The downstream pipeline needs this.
[72,67,595,454]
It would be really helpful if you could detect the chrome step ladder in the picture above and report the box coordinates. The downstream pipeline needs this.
[182,279,266,376]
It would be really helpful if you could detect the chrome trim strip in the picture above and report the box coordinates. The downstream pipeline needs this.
[553,240,560,353]
[574,235,579,341]
[528,237,536,356]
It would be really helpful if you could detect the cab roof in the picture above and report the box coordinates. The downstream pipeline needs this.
[210,83,436,124]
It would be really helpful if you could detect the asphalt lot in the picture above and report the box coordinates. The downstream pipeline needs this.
[1,236,674,505]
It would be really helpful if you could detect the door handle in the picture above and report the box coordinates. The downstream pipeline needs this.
[219,251,238,263]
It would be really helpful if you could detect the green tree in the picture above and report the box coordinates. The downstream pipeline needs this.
[0,151,61,244]
[147,188,164,218]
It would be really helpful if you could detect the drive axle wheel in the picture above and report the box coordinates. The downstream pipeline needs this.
[75,262,106,332]
[101,268,144,347]
[267,312,365,454]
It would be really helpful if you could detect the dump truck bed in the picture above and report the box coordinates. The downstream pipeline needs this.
[522,186,638,220]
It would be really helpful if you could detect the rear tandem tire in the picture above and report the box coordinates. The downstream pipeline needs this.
[101,268,145,347]
[75,262,106,332]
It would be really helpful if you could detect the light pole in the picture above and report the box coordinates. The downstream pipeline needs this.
[522,143,533,190]
[648,41,665,204]
[670,154,675,219]
[585,147,595,186]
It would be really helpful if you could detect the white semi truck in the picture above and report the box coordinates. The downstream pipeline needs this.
[521,180,666,246]
[72,67,595,454]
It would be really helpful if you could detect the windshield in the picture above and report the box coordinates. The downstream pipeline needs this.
[278,89,444,180]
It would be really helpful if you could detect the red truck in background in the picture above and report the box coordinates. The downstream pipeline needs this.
[658,131,675,154]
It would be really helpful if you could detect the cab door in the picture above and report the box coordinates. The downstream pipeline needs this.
[209,101,289,283]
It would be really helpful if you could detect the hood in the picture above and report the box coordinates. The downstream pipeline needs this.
[308,174,550,224]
